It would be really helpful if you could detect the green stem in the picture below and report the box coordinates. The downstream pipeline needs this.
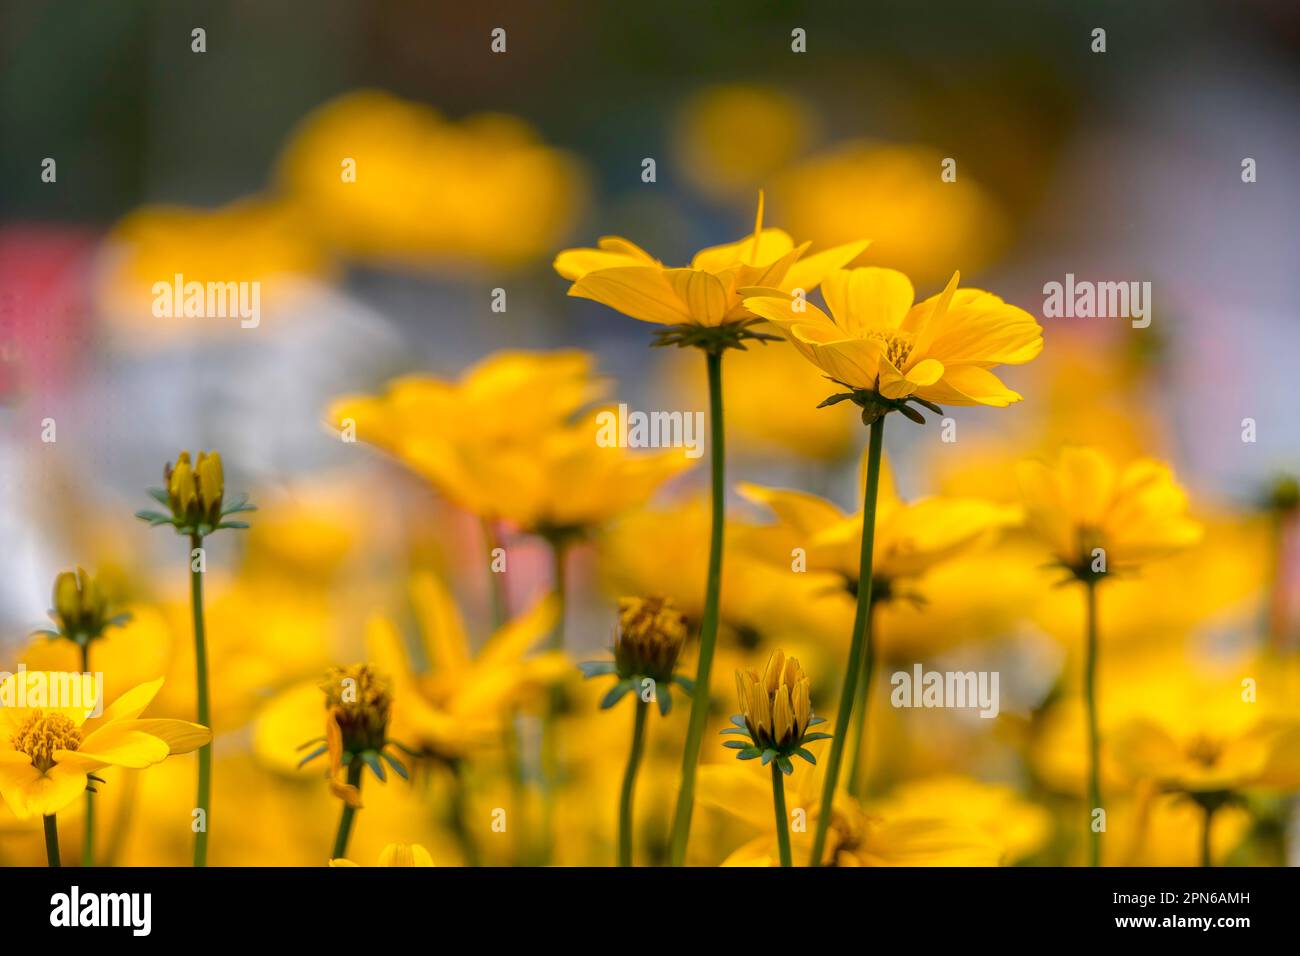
[618,699,650,867]
[1200,802,1215,868]
[189,533,211,868]
[772,763,792,867]
[668,348,726,867]
[330,759,365,860]
[44,814,60,868]
[809,415,884,866]
[447,762,481,866]
[1084,577,1102,867]
[538,536,569,864]
[484,516,528,864]
[80,642,94,867]
[845,600,879,799]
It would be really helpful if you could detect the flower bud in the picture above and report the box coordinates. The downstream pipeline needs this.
[614,596,687,683]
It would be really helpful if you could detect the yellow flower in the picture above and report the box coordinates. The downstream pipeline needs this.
[277,90,586,269]
[46,568,127,647]
[1017,446,1202,576]
[98,198,332,336]
[555,194,867,332]
[1111,718,1300,796]
[740,451,1020,590]
[330,843,435,867]
[773,140,1009,285]
[729,650,829,771]
[613,596,689,685]
[0,673,208,820]
[697,761,1001,866]
[256,575,568,769]
[672,85,812,202]
[868,775,1053,864]
[298,664,403,808]
[743,267,1042,412]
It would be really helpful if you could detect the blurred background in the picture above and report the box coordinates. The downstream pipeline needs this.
[1,0,1298,866]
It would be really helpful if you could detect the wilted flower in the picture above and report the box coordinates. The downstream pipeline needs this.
[580,596,694,715]
[299,664,407,808]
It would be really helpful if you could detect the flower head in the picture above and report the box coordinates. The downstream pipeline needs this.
[0,673,209,819]
[137,450,256,537]
[1016,446,1202,581]
[743,267,1042,423]
[580,596,694,715]
[556,193,868,353]
[330,842,435,867]
[42,568,130,650]
[723,650,830,774]
[299,664,408,807]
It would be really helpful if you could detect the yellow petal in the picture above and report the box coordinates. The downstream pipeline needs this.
[780,240,871,295]
[567,266,691,325]
[0,757,87,819]
[820,267,914,335]
[122,719,211,755]
[664,268,730,326]
[75,723,171,768]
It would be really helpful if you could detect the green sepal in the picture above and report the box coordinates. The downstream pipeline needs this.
[794,747,816,765]
[578,660,617,679]
[801,732,833,743]
[297,746,327,768]
[723,740,748,750]
[673,675,696,695]
[760,749,776,766]
[147,487,171,506]
[215,521,250,530]
[807,716,827,727]
[361,750,387,782]
[719,726,748,735]
[135,510,174,527]
[656,687,673,717]
[737,747,762,760]
[777,756,794,775]
[380,750,409,780]
[600,680,635,710]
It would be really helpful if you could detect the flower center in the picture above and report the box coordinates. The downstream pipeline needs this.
[11,711,81,772]
[1185,734,1222,768]
[866,329,914,369]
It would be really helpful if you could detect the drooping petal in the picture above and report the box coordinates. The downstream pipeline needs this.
[567,266,691,325]
[913,364,1024,407]
[909,288,1043,367]
[121,719,212,755]
[664,268,731,326]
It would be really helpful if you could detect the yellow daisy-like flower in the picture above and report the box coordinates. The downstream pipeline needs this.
[740,451,1021,591]
[743,267,1043,416]
[0,673,209,820]
[1016,446,1202,577]
[555,194,867,337]
[330,843,435,867]
[1111,718,1300,796]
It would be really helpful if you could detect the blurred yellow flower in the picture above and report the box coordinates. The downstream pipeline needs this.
[1017,446,1202,576]
[868,775,1053,863]
[774,140,1009,284]
[744,267,1043,410]
[330,842,435,867]
[740,452,1020,589]
[1111,716,1300,795]
[555,194,867,332]
[257,574,567,769]
[99,198,332,336]
[277,90,586,269]
[672,85,813,201]
[0,674,208,820]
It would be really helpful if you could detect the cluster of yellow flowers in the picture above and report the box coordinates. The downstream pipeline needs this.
[5,99,1298,869]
